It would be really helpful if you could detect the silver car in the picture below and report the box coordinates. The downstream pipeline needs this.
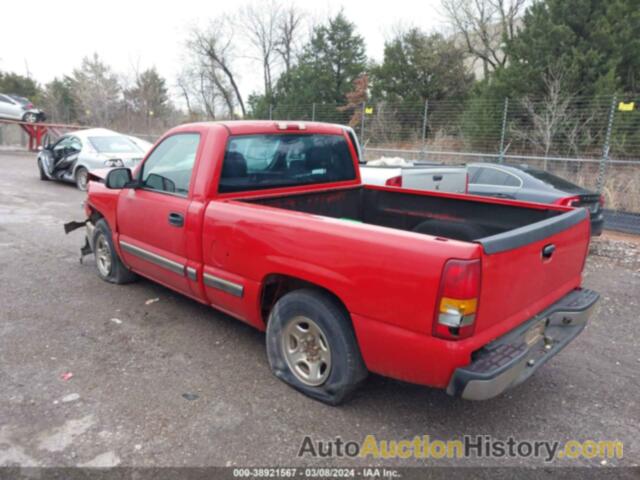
[0,93,45,122]
[37,128,153,190]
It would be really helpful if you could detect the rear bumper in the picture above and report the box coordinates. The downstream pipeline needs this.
[446,288,599,400]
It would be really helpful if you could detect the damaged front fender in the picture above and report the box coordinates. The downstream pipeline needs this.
[64,219,93,263]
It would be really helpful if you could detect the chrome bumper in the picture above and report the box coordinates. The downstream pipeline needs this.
[447,288,600,401]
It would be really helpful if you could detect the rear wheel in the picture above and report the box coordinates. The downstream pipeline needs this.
[92,219,137,284]
[266,289,368,405]
[75,167,89,191]
[22,112,37,123]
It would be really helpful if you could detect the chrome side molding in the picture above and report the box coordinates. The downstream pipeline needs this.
[203,273,244,297]
[119,241,185,276]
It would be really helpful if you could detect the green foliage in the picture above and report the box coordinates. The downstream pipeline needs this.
[42,77,78,123]
[0,72,41,99]
[273,11,367,107]
[460,84,505,151]
[371,29,473,103]
[496,0,640,97]
[126,68,170,119]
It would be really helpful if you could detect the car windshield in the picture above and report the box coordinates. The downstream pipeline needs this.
[8,95,30,105]
[219,133,357,193]
[525,169,580,190]
[89,136,143,154]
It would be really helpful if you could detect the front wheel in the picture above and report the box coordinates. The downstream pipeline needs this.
[38,159,49,181]
[75,167,89,191]
[92,219,137,284]
[266,289,368,405]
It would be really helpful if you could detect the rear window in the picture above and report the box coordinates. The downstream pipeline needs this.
[218,134,357,193]
[89,136,143,154]
[525,169,580,190]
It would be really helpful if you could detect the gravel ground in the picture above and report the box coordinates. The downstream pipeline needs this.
[0,152,638,472]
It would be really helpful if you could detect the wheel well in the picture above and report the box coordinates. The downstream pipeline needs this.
[87,206,104,224]
[260,274,349,324]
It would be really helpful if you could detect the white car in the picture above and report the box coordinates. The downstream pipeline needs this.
[0,93,45,122]
[37,128,152,190]
[360,157,469,194]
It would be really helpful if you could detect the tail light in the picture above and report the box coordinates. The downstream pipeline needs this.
[26,102,34,109]
[599,194,605,208]
[554,195,580,207]
[433,259,481,340]
[385,175,402,187]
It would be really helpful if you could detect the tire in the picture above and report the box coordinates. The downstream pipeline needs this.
[92,219,137,284]
[38,159,49,181]
[22,112,37,123]
[75,167,89,191]
[266,289,368,405]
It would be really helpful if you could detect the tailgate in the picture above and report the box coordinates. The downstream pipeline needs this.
[474,208,591,335]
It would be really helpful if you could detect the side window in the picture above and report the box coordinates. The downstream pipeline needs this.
[0,95,11,104]
[141,133,200,196]
[53,136,72,152]
[474,167,520,187]
[69,137,82,151]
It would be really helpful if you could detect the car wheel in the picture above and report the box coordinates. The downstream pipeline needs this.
[22,112,37,123]
[38,159,49,181]
[75,167,89,191]
[266,289,368,405]
[92,219,137,284]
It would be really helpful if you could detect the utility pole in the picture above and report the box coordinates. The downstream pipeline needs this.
[421,99,429,158]
[498,97,509,163]
[597,95,617,192]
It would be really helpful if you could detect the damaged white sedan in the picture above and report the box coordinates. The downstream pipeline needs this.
[37,128,153,191]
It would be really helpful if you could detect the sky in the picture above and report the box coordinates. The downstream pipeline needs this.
[0,0,445,101]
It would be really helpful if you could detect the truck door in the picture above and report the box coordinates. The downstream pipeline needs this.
[116,133,201,297]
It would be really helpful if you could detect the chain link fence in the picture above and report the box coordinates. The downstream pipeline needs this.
[267,96,640,229]
[2,94,639,231]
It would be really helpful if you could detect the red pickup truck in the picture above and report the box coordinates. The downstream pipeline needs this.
[75,121,599,405]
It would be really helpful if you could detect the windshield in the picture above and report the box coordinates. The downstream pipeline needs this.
[219,134,357,193]
[89,136,143,154]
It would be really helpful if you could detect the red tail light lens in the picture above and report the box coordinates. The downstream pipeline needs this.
[433,259,481,340]
[554,195,580,207]
[385,175,402,187]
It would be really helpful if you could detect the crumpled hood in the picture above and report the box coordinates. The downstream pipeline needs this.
[96,152,144,167]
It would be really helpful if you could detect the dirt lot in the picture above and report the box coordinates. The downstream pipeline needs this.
[0,151,638,471]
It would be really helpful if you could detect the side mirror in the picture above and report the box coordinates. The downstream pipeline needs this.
[105,168,133,189]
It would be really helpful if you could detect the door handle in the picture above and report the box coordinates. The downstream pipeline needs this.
[542,244,556,259]
[168,212,184,227]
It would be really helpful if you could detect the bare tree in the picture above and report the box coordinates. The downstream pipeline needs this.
[441,0,527,77]
[241,1,282,97]
[513,70,572,168]
[275,4,304,76]
[187,18,246,117]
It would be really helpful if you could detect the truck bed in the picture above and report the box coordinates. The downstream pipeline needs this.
[243,185,583,252]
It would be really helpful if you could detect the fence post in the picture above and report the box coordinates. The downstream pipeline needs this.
[268,104,273,120]
[421,99,429,158]
[498,97,509,163]
[360,102,366,155]
[597,95,617,192]
[312,103,316,121]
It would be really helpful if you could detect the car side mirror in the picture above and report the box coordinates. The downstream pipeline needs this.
[105,168,133,189]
